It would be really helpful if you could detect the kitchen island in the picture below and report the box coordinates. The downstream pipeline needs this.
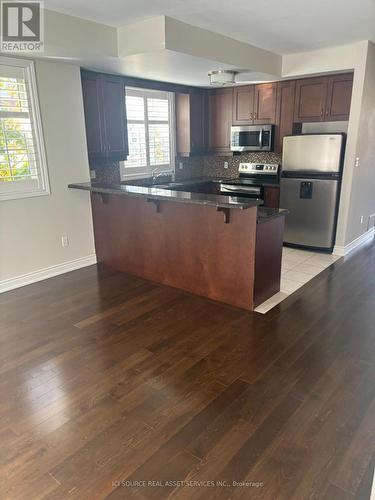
[69,181,287,310]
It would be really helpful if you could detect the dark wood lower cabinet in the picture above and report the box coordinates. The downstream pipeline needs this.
[264,186,280,208]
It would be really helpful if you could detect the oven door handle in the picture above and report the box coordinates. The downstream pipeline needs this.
[259,128,263,149]
[221,185,262,195]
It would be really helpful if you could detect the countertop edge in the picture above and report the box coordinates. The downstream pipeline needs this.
[68,183,262,210]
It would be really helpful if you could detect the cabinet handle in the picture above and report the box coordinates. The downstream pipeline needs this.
[250,112,253,120]
[325,109,329,116]
[254,112,257,120]
[320,108,324,118]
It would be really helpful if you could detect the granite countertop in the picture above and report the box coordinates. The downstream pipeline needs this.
[257,207,289,224]
[68,182,262,210]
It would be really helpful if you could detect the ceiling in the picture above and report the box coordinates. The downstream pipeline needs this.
[44,0,375,54]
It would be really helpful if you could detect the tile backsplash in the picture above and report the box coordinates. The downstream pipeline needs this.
[91,162,121,184]
[91,152,282,184]
[175,152,282,180]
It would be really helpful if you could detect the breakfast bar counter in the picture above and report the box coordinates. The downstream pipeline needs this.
[69,181,286,310]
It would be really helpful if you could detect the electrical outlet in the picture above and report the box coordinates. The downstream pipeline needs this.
[355,157,360,167]
[224,161,229,169]
[178,162,183,170]
[61,235,69,247]
[90,169,96,180]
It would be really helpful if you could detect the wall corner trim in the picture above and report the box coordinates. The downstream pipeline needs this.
[0,254,97,293]
[333,227,375,256]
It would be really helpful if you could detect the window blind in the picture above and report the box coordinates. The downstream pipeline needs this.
[0,57,49,201]
[122,87,175,178]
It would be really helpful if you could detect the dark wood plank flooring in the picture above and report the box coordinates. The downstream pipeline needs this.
[1,241,375,499]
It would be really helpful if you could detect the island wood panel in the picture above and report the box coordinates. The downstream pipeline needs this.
[91,193,257,310]
[254,216,284,307]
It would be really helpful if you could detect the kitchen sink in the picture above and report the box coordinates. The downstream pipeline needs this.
[121,176,173,187]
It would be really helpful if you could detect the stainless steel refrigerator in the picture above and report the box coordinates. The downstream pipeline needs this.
[280,134,345,251]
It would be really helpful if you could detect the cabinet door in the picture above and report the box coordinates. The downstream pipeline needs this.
[176,92,207,156]
[253,83,277,124]
[190,93,207,154]
[175,93,190,156]
[208,89,233,153]
[263,186,280,208]
[101,74,129,160]
[325,73,353,121]
[275,80,296,153]
[233,86,254,124]
[294,77,328,122]
[81,71,105,159]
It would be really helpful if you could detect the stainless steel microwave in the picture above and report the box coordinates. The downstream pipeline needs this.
[230,125,274,152]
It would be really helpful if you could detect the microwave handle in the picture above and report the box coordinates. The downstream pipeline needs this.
[259,128,263,149]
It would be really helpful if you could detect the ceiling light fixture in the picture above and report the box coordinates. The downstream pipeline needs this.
[208,70,237,86]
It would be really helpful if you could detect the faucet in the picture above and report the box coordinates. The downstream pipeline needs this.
[152,168,168,184]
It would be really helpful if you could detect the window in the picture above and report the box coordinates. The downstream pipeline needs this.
[0,57,49,201]
[121,87,175,178]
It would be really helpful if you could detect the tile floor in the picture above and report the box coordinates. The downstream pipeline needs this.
[255,247,341,314]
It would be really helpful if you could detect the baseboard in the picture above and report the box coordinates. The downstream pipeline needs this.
[0,254,97,293]
[333,227,375,256]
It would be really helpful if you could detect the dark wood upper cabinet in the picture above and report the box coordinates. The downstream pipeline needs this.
[81,70,128,163]
[233,86,254,125]
[101,74,128,159]
[294,77,328,122]
[81,71,105,158]
[325,73,353,121]
[275,80,296,153]
[294,73,352,123]
[208,88,233,153]
[233,83,276,125]
[176,92,207,156]
[253,83,277,124]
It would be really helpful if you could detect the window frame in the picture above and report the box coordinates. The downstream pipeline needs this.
[0,56,50,202]
[121,87,175,180]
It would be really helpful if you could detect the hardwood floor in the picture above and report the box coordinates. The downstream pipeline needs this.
[1,241,375,499]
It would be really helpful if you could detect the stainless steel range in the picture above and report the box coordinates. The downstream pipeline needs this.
[220,163,280,202]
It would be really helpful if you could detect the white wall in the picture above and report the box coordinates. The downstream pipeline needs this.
[345,41,375,243]
[0,59,95,290]
[281,42,365,77]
